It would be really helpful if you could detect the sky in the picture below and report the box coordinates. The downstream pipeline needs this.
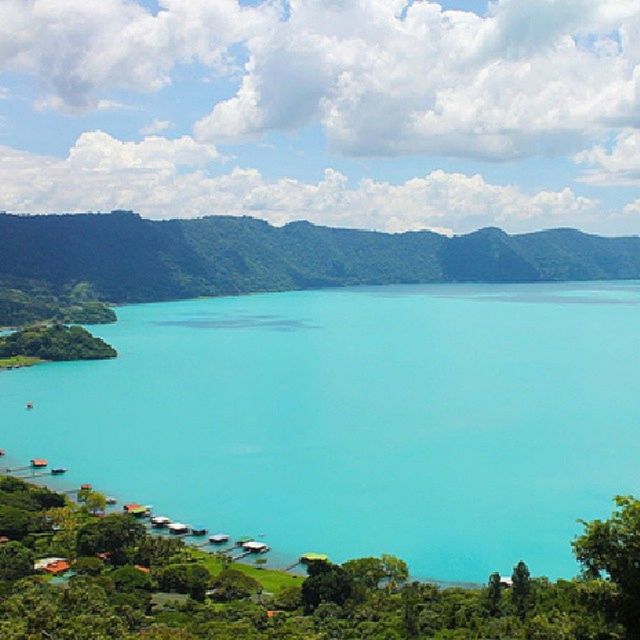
[1,0,640,236]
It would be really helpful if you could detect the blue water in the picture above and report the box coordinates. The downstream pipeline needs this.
[2,282,640,583]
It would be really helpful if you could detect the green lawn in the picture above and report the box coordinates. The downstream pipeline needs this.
[0,355,42,370]
[189,549,302,594]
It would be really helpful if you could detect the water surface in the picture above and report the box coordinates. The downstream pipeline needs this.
[2,282,639,582]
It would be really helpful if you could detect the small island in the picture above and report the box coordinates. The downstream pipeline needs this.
[0,324,117,368]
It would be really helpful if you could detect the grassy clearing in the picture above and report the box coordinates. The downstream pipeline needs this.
[0,355,42,370]
[189,549,302,594]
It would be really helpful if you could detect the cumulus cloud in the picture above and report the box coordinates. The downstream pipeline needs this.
[2,1,639,160]
[623,199,640,215]
[0,0,276,112]
[195,0,640,160]
[575,129,640,185]
[0,133,598,233]
[140,119,171,135]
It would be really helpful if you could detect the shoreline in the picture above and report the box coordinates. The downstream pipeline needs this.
[0,449,483,589]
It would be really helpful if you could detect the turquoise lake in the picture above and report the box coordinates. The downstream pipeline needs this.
[2,282,640,583]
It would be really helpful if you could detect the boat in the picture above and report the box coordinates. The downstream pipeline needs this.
[50,468,67,475]
[26,402,34,410]
[150,516,172,528]
[190,525,207,536]
[209,534,230,544]
[168,522,189,535]
[235,536,254,547]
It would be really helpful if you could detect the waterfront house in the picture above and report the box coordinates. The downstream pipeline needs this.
[190,525,207,536]
[242,541,270,553]
[168,522,189,535]
[209,534,229,544]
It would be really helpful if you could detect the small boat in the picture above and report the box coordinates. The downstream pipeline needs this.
[168,522,189,535]
[151,516,172,528]
[209,534,230,544]
[106,497,117,505]
[235,536,254,547]
[0,449,5,457]
[50,468,67,475]
[190,525,207,536]
[26,402,34,410]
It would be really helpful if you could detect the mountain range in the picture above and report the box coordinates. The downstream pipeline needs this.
[2,210,640,304]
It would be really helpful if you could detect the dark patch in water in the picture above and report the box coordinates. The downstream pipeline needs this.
[157,314,318,331]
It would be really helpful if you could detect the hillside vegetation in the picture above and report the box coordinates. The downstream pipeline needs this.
[1,211,640,306]
[0,476,638,639]
[0,279,116,327]
[0,324,117,362]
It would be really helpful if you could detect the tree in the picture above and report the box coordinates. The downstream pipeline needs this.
[381,554,409,590]
[155,563,212,602]
[342,557,385,590]
[76,514,145,565]
[573,495,640,638]
[111,565,155,592]
[0,505,35,540]
[301,562,354,613]
[511,561,531,620]
[486,572,502,616]
[209,568,261,602]
[73,556,105,576]
[82,491,107,516]
[0,541,33,581]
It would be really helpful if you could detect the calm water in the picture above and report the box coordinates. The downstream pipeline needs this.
[2,282,640,583]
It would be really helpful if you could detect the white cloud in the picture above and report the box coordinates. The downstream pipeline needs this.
[0,0,276,112]
[0,133,598,233]
[0,87,9,100]
[575,129,640,185]
[140,119,171,135]
[623,199,640,215]
[195,0,640,160]
[2,1,639,160]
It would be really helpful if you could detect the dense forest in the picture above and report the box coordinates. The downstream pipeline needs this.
[0,324,117,362]
[0,476,638,639]
[0,279,115,327]
[2,211,640,306]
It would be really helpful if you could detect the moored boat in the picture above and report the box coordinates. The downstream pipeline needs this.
[50,468,67,475]
[209,534,230,544]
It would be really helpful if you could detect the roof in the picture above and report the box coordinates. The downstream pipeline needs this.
[31,458,47,466]
[243,541,268,550]
[34,557,68,571]
[168,522,188,529]
[44,560,70,575]
[123,503,142,511]
[300,553,329,562]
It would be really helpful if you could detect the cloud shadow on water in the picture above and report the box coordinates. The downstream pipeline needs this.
[156,313,319,331]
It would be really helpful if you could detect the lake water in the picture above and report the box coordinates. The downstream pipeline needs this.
[1,282,639,583]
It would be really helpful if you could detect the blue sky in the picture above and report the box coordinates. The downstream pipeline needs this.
[0,0,639,235]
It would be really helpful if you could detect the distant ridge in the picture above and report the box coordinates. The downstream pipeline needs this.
[1,211,640,303]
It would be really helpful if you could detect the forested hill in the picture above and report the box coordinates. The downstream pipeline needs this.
[2,211,640,303]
